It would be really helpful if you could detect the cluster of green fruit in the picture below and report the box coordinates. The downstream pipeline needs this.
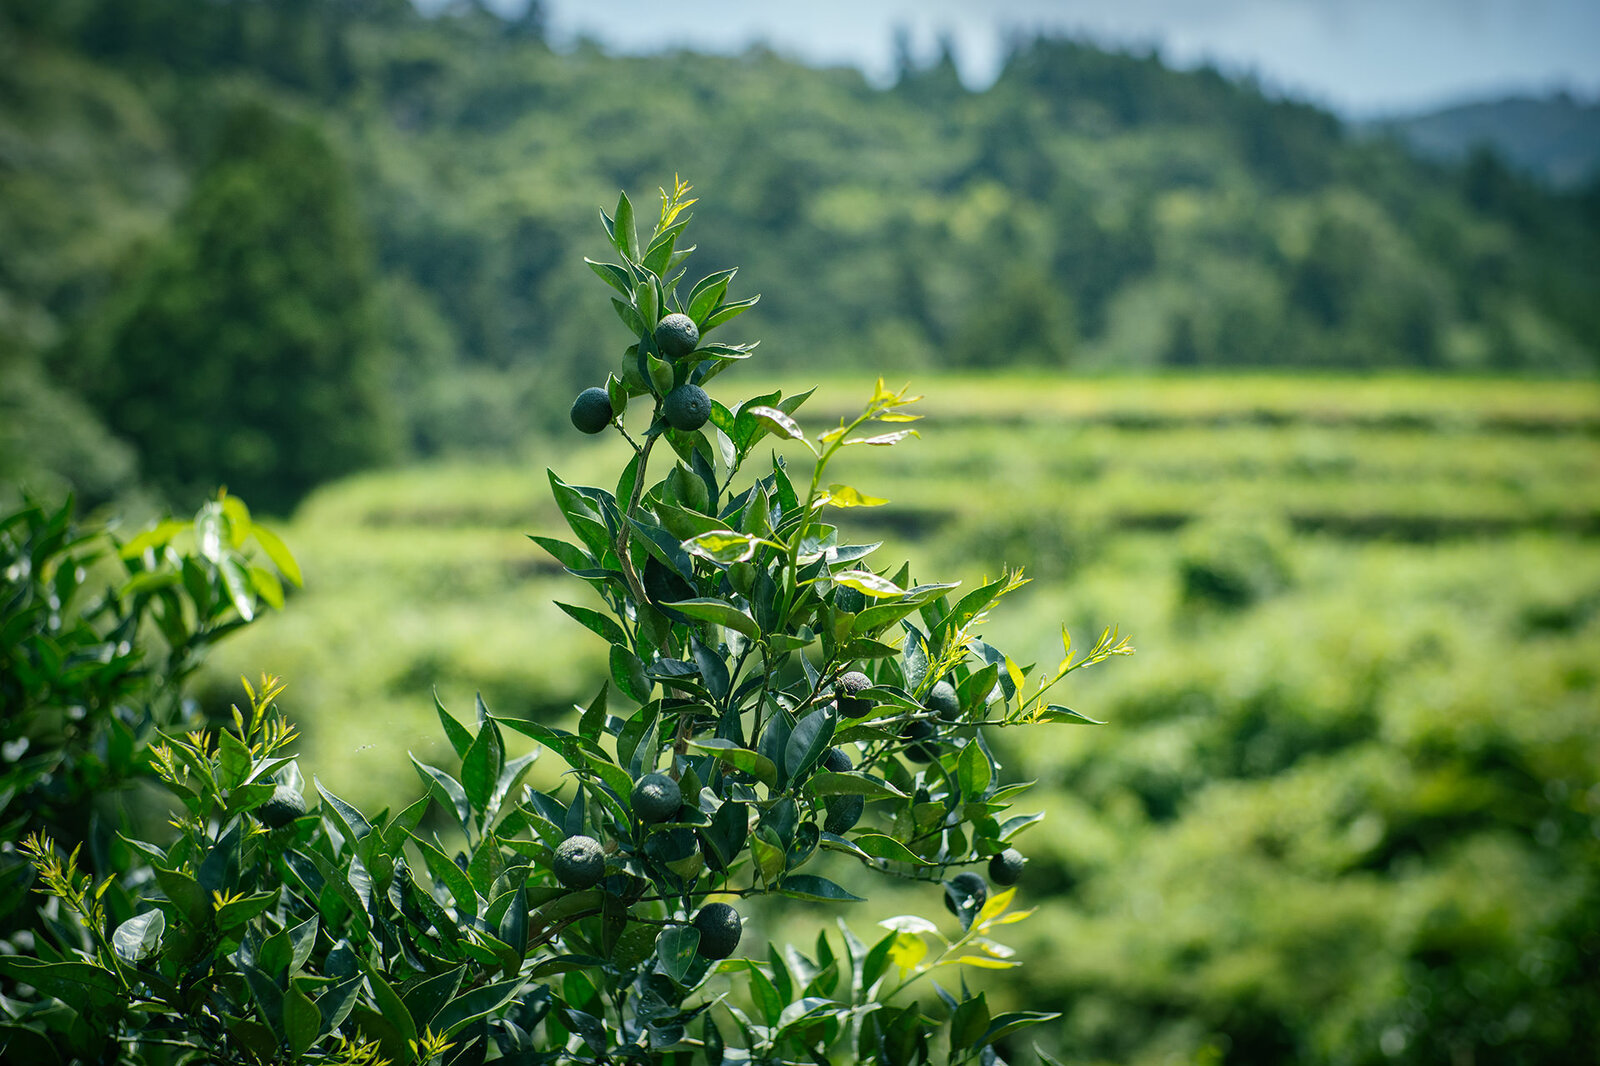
[542,772,743,959]
[824,667,1029,907]
[571,313,711,435]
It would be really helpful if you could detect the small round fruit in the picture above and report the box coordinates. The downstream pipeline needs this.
[631,773,683,824]
[570,387,614,434]
[257,784,306,828]
[989,848,1025,886]
[835,671,873,719]
[691,901,743,960]
[553,835,606,889]
[654,313,700,359]
[820,746,854,774]
[823,794,865,835]
[833,584,866,615]
[943,872,988,916]
[925,680,961,721]
[663,383,711,431]
[903,720,940,763]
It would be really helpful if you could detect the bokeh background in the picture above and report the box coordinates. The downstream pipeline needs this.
[3,1,1598,1062]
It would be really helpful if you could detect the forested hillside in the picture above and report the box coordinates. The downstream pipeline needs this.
[2,0,1598,511]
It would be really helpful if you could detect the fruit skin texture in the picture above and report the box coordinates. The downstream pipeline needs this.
[835,671,873,719]
[654,313,700,358]
[663,383,711,431]
[823,794,865,835]
[820,746,854,774]
[631,773,683,823]
[902,720,940,763]
[925,680,961,721]
[570,387,614,434]
[944,871,989,916]
[553,835,606,889]
[989,847,1025,886]
[691,902,743,960]
[257,784,306,828]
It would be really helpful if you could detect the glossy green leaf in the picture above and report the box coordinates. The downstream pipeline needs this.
[657,925,701,985]
[112,910,164,962]
[284,981,321,1055]
[958,740,993,798]
[779,874,866,902]
[686,738,778,787]
[609,644,652,703]
[460,717,504,812]
[663,597,761,639]
[1038,704,1105,725]
[557,601,629,647]
[850,834,931,865]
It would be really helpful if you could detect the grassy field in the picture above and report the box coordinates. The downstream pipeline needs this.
[200,373,1600,1063]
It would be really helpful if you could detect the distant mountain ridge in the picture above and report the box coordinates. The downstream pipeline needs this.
[1372,92,1600,188]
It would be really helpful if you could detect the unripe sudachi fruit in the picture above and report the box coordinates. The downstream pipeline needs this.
[553,835,606,889]
[989,847,1025,886]
[691,901,743,959]
[631,773,683,823]
[654,313,700,359]
[570,387,614,434]
[925,680,961,721]
[835,671,873,719]
[664,383,711,431]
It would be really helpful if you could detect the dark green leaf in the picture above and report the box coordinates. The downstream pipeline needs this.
[285,981,321,1055]
[958,740,993,799]
[850,834,931,865]
[460,717,505,813]
[585,258,634,298]
[685,739,778,787]
[556,602,629,650]
[610,644,652,703]
[779,874,865,902]
[784,705,837,783]
[315,779,373,843]
[663,598,760,639]
[435,692,473,760]
[657,925,700,985]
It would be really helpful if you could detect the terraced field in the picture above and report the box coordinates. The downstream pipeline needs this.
[202,373,1599,800]
[201,374,1600,1063]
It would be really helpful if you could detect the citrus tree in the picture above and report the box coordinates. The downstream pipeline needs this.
[1,182,1131,1065]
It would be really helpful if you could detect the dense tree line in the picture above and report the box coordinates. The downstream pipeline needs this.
[1,0,1596,512]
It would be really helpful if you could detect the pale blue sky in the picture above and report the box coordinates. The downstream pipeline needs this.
[516,0,1600,116]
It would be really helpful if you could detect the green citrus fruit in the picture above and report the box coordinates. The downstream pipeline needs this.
[631,773,683,823]
[835,671,873,719]
[820,746,854,774]
[833,584,866,614]
[823,794,865,834]
[925,680,961,721]
[553,835,606,889]
[570,387,614,434]
[663,383,711,431]
[944,871,988,916]
[257,784,306,828]
[691,901,743,960]
[654,313,700,359]
[902,720,940,763]
[989,847,1025,886]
